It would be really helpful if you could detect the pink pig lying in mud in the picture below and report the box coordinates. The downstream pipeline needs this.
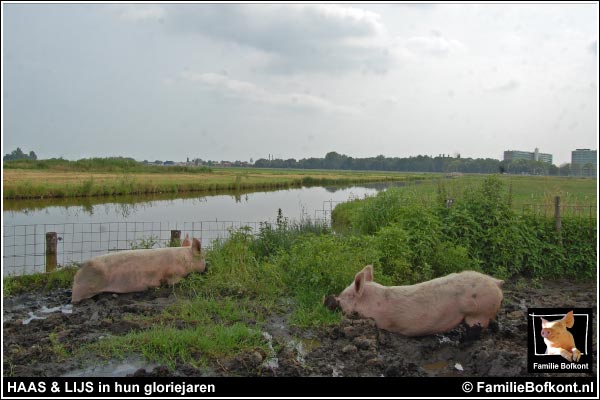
[324,265,503,337]
[71,235,206,303]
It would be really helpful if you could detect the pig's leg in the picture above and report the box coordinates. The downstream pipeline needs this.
[464,315,491,329]
[560,349,573,361]
[461,322,483,343]
[547,346,573,361]
[572,348,581,362]
[166,276,183,286]
[461,314,493,343]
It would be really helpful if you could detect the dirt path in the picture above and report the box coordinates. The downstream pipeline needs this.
[3,278,596,377]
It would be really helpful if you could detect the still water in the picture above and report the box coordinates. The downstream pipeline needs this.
[3,183,401,276]
[4,185,381,226]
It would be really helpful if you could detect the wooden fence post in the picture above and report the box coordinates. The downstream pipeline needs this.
[554,196,563,246]
[554,196,562,233]
[170,230,181,247]
[46,232,58,272]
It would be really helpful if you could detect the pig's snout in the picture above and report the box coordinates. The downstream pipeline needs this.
[541,328,551,338]
[323,295,341,311]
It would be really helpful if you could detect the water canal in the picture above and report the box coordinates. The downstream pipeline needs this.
[3,182,406,276]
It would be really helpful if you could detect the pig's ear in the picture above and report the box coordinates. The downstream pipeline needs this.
[354,271,366,297]
[363,265,374,282]
[540,317,548,327]
[564,311,575,328]
[192,238,202,254]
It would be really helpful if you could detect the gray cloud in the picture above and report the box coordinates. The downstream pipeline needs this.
[180,71,358,114]
[3,3,597,165]
[111,4,165,22]
[115,4,393,74]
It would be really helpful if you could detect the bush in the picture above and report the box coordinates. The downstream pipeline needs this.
[275,233,384,327]
[430,242,480,276]
[440,176,528,279]
[560,217,597,280]
[333,175,596,282]
[202,228,283,300]
[352,187,408,234]
[250,210,330,261]
[374,224,414,283]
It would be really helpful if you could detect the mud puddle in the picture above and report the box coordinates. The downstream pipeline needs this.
[3,278,597,377]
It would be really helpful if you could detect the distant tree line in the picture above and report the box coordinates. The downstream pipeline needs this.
[253,151,584,176]
[4,147,37,161]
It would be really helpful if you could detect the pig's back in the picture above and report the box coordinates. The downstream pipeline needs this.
[383,271,502,336]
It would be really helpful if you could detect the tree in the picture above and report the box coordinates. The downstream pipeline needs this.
[4,147,38,161]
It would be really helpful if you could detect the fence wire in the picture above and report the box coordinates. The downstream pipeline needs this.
[2,199,595,277]
[2,220,282,277]
[520,204,596,219]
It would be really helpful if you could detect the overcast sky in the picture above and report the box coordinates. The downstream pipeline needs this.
[2,2,598,166]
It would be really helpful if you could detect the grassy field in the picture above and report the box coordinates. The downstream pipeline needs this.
[380,174,597,215]
[3,174,596,372]
[420,175,597,206]
[2,167,428,200]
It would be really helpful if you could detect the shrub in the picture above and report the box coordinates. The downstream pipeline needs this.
[202,227,283,300]
[275,233,384,327]
[250,210,330,261]
[373,224,414,283]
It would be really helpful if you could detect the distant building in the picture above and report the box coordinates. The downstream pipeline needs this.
[571,149,597,177]
[503,148,553,164]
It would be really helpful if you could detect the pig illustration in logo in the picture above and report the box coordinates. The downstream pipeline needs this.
[540,311,581,362]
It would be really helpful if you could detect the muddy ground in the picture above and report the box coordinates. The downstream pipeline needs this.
[3,278,596,377]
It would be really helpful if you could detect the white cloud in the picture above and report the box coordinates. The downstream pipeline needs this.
[307,4,386,37]
[403,34,467,57]
[181,71,358,114]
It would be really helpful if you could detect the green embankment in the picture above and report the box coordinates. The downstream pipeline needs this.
[3,158,428,199]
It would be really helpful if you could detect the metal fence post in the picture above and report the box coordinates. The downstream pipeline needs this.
[46,232,58,272]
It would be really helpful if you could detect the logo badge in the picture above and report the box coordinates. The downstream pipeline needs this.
[528,308,593,373]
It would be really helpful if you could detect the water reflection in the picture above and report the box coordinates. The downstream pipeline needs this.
[323,181,408,193]
[3,182,410,276]
[3,182,403,218]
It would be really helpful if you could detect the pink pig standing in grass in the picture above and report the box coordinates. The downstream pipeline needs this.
[71,235,206,303]
[324,265,504,337]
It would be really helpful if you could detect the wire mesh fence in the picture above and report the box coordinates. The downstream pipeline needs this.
[2,199,596,277]
[2,220,279,277]
[519,204,596,219]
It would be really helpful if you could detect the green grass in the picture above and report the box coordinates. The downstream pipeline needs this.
[3,266,78,297]
[88,323,267,370]
[49,332,70,361]
[5,173,596,373]
[3,157,212,174]
[332,175,596,281]
[423,175,596,210]
[332,175,597,231]
[3,166,425,200]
